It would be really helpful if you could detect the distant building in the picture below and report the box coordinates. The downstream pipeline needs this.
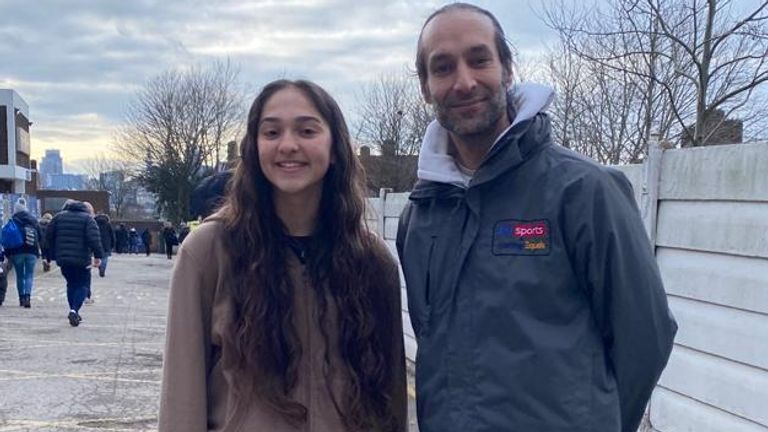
[39,149,63,187]
[37,189,109,215]
[681,109,744,147]
[122,180,157,219]
[0,89,34,194]
[47,173,88,190]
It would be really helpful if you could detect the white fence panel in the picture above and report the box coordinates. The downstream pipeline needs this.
[656,201,768,258]
[651,387,767,432]
[660,143,768,202]
[657,248,768,314]
[667,296,768,370]
[658,345,768,427]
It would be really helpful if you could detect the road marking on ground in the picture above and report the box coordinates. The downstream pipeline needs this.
[0,320,166,331]
[2,336,162,346]
[0,417,157,431]
[0,369,161,384]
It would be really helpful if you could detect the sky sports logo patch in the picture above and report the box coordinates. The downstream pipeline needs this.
[493,219,551,256]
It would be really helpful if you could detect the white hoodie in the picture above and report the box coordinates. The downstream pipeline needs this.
[417,83,555,188]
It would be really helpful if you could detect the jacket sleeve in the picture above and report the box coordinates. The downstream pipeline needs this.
[86,218,105,259]
[36,224,44,256]
[46,218,57,261]
[158,243,213,432]
[564,169,677,432]
[395,203,412,267]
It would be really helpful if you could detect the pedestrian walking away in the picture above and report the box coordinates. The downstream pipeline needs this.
[82,202,98,304]
[45,199,104,327]
[95,213,115,277]
[38,213,53,272]
[115,223,128,254]
[2,198,43,308]
[159,79,407,432]
[177,222,190,244]
[396,4,678,432]
[141,227,152,256]
[161,223,176,260]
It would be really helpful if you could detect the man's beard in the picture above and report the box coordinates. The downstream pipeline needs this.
[434,84,507,139]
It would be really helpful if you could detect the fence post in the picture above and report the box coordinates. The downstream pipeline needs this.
[641,134,664,248]
[378,188,392,239]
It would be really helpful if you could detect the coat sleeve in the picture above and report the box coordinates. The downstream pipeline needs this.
[158,244,213,432]
[45,218,57,261]
[564,168,677,432]
[86,218,105,259]
[36,223,43,256]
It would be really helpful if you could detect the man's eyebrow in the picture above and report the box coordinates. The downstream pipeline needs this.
[429,44,494,65]
[467,44,494,55]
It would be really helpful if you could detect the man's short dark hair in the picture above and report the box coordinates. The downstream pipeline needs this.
[415,3,513,88]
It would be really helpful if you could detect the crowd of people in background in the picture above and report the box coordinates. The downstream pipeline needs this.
[0,198,196,327]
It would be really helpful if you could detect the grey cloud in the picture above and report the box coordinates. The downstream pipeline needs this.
[1,0,558,160]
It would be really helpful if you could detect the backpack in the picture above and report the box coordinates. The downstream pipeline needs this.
[1,219,24,249]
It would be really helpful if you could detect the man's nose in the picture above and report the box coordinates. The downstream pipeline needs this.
[453,62,477,95]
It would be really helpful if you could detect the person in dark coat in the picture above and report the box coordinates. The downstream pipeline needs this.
[38,213,53,271]
[141,228,152,256]
[161,223,177,260]
[45,200,104,327]
[94,214,115,277]
[115,223,128,254]
[177,223,190,244]
[4,198,43,308]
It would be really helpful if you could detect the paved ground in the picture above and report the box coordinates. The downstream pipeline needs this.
[0,253,418,431]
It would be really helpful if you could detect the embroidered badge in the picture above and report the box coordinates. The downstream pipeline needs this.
[492,219,551,256]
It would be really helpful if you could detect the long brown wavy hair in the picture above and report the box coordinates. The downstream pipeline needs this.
[219,79,399,431]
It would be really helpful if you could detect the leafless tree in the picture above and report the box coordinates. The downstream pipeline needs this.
[74,153,137,217]
[543,0,768,148]
[116,60,244,223]
[355,72,433,192]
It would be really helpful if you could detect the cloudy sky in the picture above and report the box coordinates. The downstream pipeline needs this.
[0,0,560,169]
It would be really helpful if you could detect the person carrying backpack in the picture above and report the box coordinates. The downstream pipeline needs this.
[3,198,43,308]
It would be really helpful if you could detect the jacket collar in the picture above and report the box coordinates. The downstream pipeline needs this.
[416,83,555,189]
[410,114,552,201]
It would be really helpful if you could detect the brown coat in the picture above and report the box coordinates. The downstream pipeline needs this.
[159,220,407,432]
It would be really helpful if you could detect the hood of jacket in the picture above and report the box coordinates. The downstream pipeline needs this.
[64,201,89,213]
[417,83,555,188]
[13,210,38,226]
[95,214,111,224]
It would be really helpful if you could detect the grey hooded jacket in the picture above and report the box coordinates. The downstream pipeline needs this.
[396,85,677,432]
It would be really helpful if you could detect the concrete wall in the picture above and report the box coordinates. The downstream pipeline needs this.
[650,143,768,432]
[366,141,768,430]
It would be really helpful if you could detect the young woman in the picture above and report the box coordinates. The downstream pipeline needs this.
[159,79,406,432]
